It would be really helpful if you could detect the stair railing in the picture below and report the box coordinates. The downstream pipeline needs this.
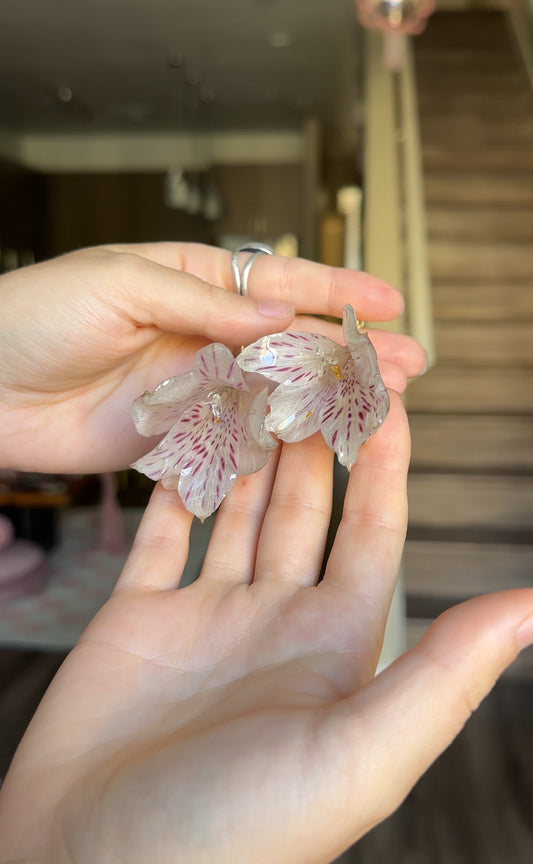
[363,29,435,367]
[362,29,434,668]
[510,0,533,93]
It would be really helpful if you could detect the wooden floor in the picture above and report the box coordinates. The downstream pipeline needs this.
[1,648,532,862]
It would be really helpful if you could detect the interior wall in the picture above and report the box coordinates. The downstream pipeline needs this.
[42,163,304,258]
[42,172,215,257]
[212,163,304,243]
[0,159,45,259]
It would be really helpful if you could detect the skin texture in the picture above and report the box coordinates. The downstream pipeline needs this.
[0,242,424,473]
[2,243,531,863]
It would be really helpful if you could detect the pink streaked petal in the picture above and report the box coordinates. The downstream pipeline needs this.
[130,399,213,481]
[130,443,177,481]
[132,344,247,439]
[238,332,335,384]
[177,446,237,521]
[321,384,390,470]
[133,383,274,520]
[193,342,248,391]
[179,397,274,520]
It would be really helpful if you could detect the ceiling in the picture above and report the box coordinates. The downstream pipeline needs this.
[0,0,361,133]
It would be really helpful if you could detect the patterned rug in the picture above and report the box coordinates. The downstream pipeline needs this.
[0,507,213,651]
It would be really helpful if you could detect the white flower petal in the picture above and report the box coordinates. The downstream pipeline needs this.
[265,380,325,442]
[132,371,198,436]
[238,332,334,384]
[236,387,278,473]
[342,303,360,349]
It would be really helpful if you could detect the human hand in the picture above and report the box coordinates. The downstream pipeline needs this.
[1,391,531,864]
[0,242,425,473]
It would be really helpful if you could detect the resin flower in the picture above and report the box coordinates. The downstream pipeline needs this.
[237,304,389,469]
[131,343,276,520]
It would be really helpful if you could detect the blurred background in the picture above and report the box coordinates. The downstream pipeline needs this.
[1,1,533,861]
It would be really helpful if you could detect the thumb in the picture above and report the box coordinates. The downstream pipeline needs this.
[332,589,533,837]
[125,257,295,344]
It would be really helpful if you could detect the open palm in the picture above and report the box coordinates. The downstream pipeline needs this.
[2,392,532,864]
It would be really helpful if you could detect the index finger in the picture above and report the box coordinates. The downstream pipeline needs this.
[105,241,405,323]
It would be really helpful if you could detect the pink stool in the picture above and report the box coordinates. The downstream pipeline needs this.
[0,515,48,602]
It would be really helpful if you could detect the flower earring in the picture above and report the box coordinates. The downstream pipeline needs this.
[237,303,389,471]
[131,246,390,520]
[131,343,275,522]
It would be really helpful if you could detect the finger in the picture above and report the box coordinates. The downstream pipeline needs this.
[378,359,408,395]
[199,450,280,584]
[106,242,405,323]
[114,483,193,592]
[255,433,334,586]
[369,329,428,379]
[295,316,428,380]
[118,253,296,347]
[327,589,533,835]
[323,391,410,658]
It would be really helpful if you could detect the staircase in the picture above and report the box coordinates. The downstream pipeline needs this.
[404,8,533,669]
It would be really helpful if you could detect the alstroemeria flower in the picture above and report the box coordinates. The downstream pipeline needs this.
[237,304,389,469]
[131,343,276,520]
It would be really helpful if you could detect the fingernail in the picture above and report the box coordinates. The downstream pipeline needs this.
[257,299,294,318]
[419,350,429,376]
[516,613,533,649]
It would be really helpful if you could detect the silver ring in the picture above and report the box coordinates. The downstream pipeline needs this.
[232,242,274,296]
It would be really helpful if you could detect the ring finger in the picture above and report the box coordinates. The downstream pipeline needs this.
[254,432,334,587]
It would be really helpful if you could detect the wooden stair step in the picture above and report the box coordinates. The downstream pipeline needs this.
[417,74,529,99]
[407,473,533,532]
[415,65,522,89]
[433,321,533,366]
[424,176,533,207]
[416,10,513,48]
[420,119,533,147]
[415,47,516,66]
[417,28,514,53]
[430,282,533,322]
[409,414,533,471]
[423,146,533,172]
[407,366,533,414]
[426,208,533,242]
[404,540,533,597]
[418,92,533,116]
[419,104,533,127]
[429,241,533,281]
